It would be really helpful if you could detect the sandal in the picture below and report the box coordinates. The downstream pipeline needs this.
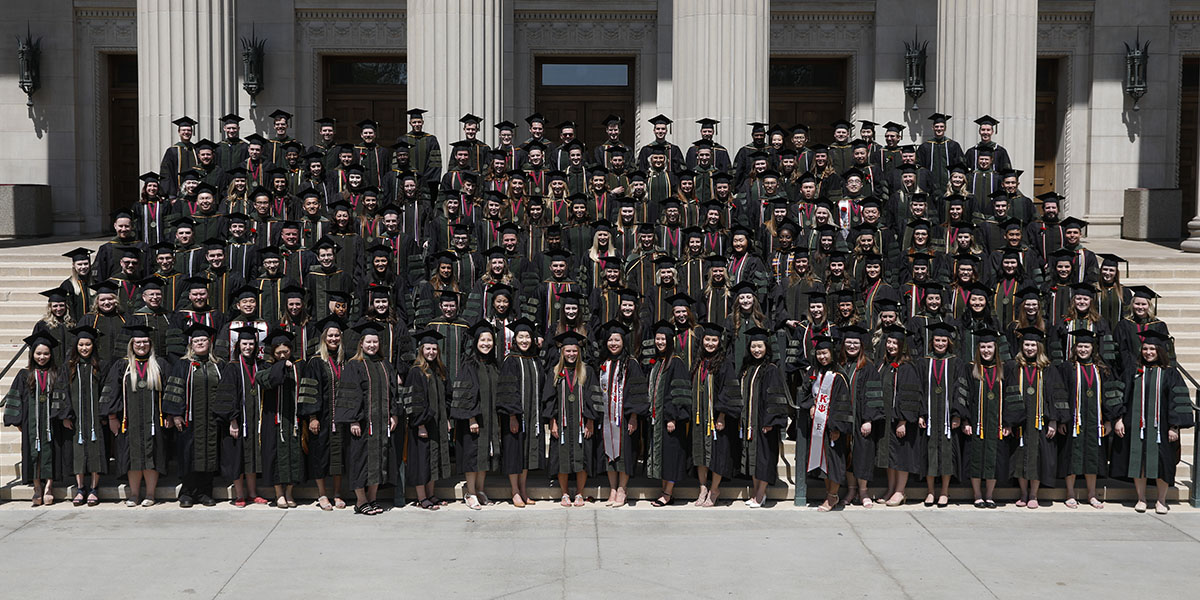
[353,503,376,515]
[885,493,905,507]
[476,491,492,506]
[693,486,709,507]
[651,494,673,507]
[1027,499,1039,509]
[252,496,270,505]
[275,496,289,509]
[87,489,99,507]
[334,497,347,509]
[31,496,42,507]
[418,498,440,511]
[512,493,526,508]
[1089,497,1104,509]
[1015,499,1027,508]
[984,500,997,509]
[317,496,333,511]
[817,493,839,512]
[233,497,247,508]
[701,489,718,508]
[72,488,85,506]
[572,494,586,507]
[1064,498,1079,509]
[560,494,572,507]
[42,488,54,506]
[861,496,875,509]
[974,499,987,509]
[611,489,626,508]
[366,501,386,515]
[465,494,482,510]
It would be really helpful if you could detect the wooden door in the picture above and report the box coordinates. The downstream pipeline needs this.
[107,54,139,214]
[535,57,635,150]
[323,56,407,142]
[1033,58,1062,196]
[769,58,848,145]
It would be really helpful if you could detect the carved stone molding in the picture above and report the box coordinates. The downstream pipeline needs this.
[769,13,874,52]
[296,10,407,48]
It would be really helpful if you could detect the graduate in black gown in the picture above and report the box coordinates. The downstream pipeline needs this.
[915,322,969,508]
[302,316,350,511]
[163,323,226,508]
[60,326,107,506]
[840,325,885,508]
[594,320,647,508]
[800,334,853,512]
[738,326,789,508]
[544,331,601,507]
[101,325,171,507]
[962,329,1014,508]
[4,333,64,506]
[1006,327,1068,510]
[404,329,452,510]
[452,322,503,510]
[690,322,743,507]
[218,325,265,507]
[876,324,923,507]
[1058,329,1120,510]
[497,318,544,507]
[1110,330,1194,514]
[335,321,398,515]
[645,320,692,507]
[258,329,307,509]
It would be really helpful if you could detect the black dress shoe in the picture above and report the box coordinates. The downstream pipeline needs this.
[178,496,194,508]
[199,495,216,507]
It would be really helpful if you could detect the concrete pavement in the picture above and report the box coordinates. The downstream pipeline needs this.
[0,500,1198,599]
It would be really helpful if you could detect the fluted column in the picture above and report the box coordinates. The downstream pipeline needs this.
[935,0,1036,174]
[671,0,769,148]
[137,0,237,172]
[1183,99,1200,251]
[407,0,506,172]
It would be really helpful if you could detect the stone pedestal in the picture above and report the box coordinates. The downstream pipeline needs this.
[407,0,507,169]
[1122,188,1181,241]
[671,0,769,149]
[136,0,238,172]
[935,0,1036,175]
[0,185,53,238]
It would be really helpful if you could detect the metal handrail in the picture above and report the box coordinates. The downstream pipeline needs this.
[0,343,27,385]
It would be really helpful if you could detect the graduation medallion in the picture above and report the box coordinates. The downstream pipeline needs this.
[1026,386,1035,395]
[137,381,147,390]
[567,393,576,403]
[987,392,996,400]
[1086,390,1095,398]
[934,386,944,395]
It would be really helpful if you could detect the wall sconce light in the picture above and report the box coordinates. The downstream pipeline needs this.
[1124,29,1150,111]
[16,24,41,108]
[904,30,928,111]
[241,27,266,109]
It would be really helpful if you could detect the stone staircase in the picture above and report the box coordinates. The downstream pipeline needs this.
[0,237,1195,506]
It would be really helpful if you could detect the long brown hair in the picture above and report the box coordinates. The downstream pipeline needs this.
[67,338,101,381]
[25,343,58,391]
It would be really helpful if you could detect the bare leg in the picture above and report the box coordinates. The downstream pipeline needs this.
[605,471,617,505]
[354,487,369,508]
[707,473,722,506]
[518,470,531,503]
[127,471,142,503]
[232,476,245,500]
[1017,478,1029,505]
[1155,479,1170,512]
[1085,474,1100,506]
[143,470,159,501]
[1065,474,1077,503]
[616,472,630,505]
[695,466,710,505]
[284,484,295,506]
[984,479,997,502]
[246,473,258,499]
[891,471,909,504]
[333,475,344,506]
[938,475,951,505]
[274,484,287,507]
[315,477,328,499]
[366,484,378,503]
[1028,480,1041,508]
[924,475,936,504]
[557,473,570,500]
[970,477,982,502]
[884,469,897,500]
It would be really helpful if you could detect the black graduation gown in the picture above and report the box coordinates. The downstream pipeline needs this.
[1110,366,1194,484]
[451,359,502,474]
[163,356,226,476]
[402,365,452,485]
[1057,361,1119,478]
[3,369,68,483]
[257,360,307,486]
[217,357,263,480]
[497,354,545,475]
[739,361,789,484]
[594,357,648,475]
[691,357,742,479]
[876,361,924,474]
[58,362,107,475]
[101,358,171,475]
[798,367,854,485]
[914,354,970,478]
[1006,362,1068,484]
[299,356,347,479]
[334,355,395,489]
[646,355,692,482]
[961,364,1016,481]
[845,360,885,482]
[543,364,602,475]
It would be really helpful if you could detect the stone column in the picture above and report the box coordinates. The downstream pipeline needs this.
[935,0,1036,176]
[671,0,769,150]
[137,0,238,172]
[1183,99,1200,251]
[407,0,506,168]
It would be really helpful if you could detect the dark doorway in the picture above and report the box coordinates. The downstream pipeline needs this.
[106,53,138,214]
[1181,57,1200,235]
[323,56,407,143]
[1034,58,1063,197]
[768,57,848,145]
[535,57,636,150]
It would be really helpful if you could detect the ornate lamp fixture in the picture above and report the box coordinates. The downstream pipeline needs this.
[241,27,266,109]
[904,30,928,111]
[16,24,41,107]
[1124,29,1150,111]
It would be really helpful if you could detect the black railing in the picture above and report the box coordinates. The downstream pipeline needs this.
[1169,357,1200,508]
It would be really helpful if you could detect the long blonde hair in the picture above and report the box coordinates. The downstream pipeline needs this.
[552,344,587,389]
[40,305,75,329]
[123,339,163,391]
[316,335,345,365]
[1016,341,1052,369]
